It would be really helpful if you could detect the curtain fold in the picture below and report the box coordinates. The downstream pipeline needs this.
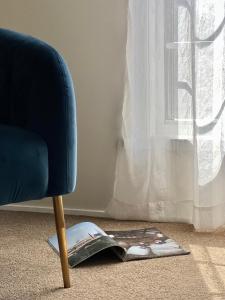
[106,0,225,231]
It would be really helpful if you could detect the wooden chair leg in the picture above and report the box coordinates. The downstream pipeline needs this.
[53,195,71,288]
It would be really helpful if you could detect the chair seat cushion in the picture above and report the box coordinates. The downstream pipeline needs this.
[0,125,48,205]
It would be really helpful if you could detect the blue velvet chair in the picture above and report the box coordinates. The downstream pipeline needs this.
[0,28,77,288]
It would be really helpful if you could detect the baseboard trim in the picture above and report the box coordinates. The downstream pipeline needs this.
[0,204,107,218]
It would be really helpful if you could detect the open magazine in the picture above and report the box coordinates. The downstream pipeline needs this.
[48,222,190,268]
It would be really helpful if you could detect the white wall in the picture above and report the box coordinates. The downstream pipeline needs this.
[0,0,128,216]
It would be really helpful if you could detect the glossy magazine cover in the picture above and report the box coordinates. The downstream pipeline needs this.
[48,222,190,267]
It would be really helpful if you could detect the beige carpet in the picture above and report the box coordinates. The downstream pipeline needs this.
[1,211,225,300]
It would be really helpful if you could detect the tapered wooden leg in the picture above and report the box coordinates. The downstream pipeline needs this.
[53,195,71,288]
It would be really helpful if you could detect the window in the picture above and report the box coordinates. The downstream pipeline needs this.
[163,0,225,140]
[163,0,194,139]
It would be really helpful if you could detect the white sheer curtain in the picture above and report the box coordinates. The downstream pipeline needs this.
[106,0,225,231]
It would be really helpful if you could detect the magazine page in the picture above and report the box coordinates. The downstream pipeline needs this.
[48,222,125,267]
[106,227,190,261]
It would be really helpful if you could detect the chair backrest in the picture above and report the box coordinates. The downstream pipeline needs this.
[0,28,77,196]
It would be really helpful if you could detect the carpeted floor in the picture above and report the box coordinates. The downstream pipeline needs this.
[0,211,225,300]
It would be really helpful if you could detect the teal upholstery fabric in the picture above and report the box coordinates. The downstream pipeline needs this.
[0,28,77,204]
[0,125,48,205]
